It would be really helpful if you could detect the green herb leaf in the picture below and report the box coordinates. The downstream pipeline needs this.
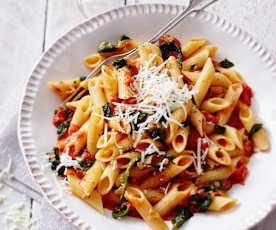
[215,68,220,72]
[147,127,166,139]
[97,41,117,53]
[248,123,262,140]
[137,112,148,123]
[172,206,193,228]
[57,166,66,176]
[119,35,130,41]
[219,59,234,68]
[202,181,225,192]
[189,192,212,212]
[79,160,94,171]
[158,41,183,68]
[214,124,226,134]
[112,200,130,219]
[57,120,70,139]
[80,76,86,81]
[102,103,112,117]
[112,58,127,69]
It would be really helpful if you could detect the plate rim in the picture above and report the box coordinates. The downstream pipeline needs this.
[17,3,276,230]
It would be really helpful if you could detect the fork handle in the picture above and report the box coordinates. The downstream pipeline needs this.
[149,0,218,44]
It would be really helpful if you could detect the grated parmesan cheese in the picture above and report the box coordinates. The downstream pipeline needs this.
[103,123,108,148]
[56,148,82,174]
[3,202,37,230]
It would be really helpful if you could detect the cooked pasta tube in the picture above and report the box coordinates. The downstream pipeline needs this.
[217,83,243,125]
[196,167,232,184]
[189,104,206,137]
[216,67,244,83]
[172,126,189,153]
[84,53,104,70]
[88,78,107,108]
[238,104,269,151]
[208,196,237,212]
[154,182,196,217]
[193,58,215,106]
[181,38,207,59]
[125,187,168,230]
[87,108,104,155]
[141,155,193,189]
[100,65,118,102]
[182,49,209,71]
[224,125,243,150]
[200,98,230,113]
[207,144,231,166]
[210,134,236,152]
[108,118,131,134]
[143,189,164,204]
[97,164,119,195]
[115,152,139,169]
[80,160,106,196]
[67,169,104,214]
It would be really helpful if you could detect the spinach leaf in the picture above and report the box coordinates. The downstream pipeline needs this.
[57,166,66,176]
[248,123,262,140]
[79,160,94,171]
[202,181,225,192]
[119,35,130,41]
[57,119,70,139]
[172,206,193,229]
[214,124,226,134]
[112,200,130,219]
[102,103,112,117]
[97,41,117,53]
[48,147,60,170]
[189,192,212,212]
[79,76,86,81]
[112,58,127,69]
[219,59,234,68]
[137,112,147,123]
[158,41,183,68]
[147,127,166,139]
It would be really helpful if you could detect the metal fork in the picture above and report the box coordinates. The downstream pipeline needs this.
[65,0,218,104]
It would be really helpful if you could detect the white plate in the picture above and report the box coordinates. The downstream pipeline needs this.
[18,4,276,230]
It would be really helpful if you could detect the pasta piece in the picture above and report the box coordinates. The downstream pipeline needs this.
[48,78,80,100]
[224,125,243,150]
[154,182,196,217]
[88,78,107,108]
[193,58,215,106]
[189,104,206,137]
[209,196,237,212]
[166,104,191,144]
[172,126,189,153]
[207,144,231,166]
[117,39,140,53]
[216,68,244,83]
[143,189,164,204]
[230,155,249,171]
[84,53,104,70]
[212,72,232,87]
[69,95,91,133]
[97,164,119,195]
[239,104,269,151]
[100,65,118,102]
[181,38,207,59]
[87,108,104,155]
[108,118,131,134]
[141,155,193,189]
[196,167,232,184]
[116,152,139,169]
[210,134,236,152]
[66,95,90,110]
[200,98,230,113]
[125,187,168,230]
[182,71,200,84]
[67,169,104,214]
[80,160,106,196]
[138,42,163,65]
[166,56,184,87]
[117,66,132,99]
[64,121,89,157]
[182,49,209,71]
[96,131,119,149]
[217,83,243,125]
